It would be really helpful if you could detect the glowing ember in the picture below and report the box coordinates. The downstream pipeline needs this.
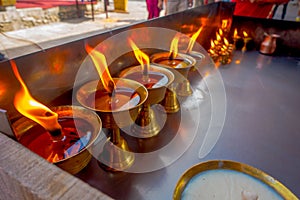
[10,60,62,133]
[129,39,150,79]
[85,44,116,95]
[186,26,203,53]
[169,34,180,60]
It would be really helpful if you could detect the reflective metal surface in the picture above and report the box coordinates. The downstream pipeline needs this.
[75,51,300,199]
[0,2,299,199]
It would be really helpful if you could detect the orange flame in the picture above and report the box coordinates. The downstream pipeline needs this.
[210,40,215,49]
[243,31,248,38]
[85,44,115,94]
[186,26,203,53]
[11,60,61,132]
[233,28,239,39]
[169,34,180,59]
[221,19,229,30]
[128,39,150,76]
[216,32,221,41]
[209,49,215,54]
[218,28,223,37]
[224,38,229,46]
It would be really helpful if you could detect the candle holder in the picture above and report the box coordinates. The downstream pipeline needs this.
[12,105,102,174]
[220,51,231,65]
[242,37,252,52]
[186,50,205,72]
[150,52,196,97]
[119,64,174,138]
[160,83,180,113]
[233,36,241,50]
[76,78,148,172]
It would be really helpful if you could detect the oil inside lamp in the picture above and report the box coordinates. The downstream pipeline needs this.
[10,60,100,174]
[118,39,174,138]
[155,34,189,68]
[125,39,170,89]
[84,44,142,112]
[77,44,148,171]
[151,34,196,98]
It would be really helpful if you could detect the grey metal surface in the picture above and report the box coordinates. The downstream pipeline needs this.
[206,51,300,197]
[0,2,299,199]
[0,109,14,137]
[75,51,300,199]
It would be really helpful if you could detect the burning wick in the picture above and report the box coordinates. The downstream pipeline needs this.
[168,34,179,61]
[168,52,175,60]
[186,26,203,53]
[10,60,63,141]
[107,80,116,98]
[129,39,150,83]
[85,43,116,98]
[85,44,140,110]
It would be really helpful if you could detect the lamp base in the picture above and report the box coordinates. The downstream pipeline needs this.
[161,87,180,113]
[97,129,134,172]
[132,104,166,138]
[176,80,193,96]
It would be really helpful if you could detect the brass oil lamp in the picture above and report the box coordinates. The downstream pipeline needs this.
[233,28,241,50]
[185,26,206,71]
[242,31,252,52]
[76,45,148,172]
[118,39,174,138]
[150,35,196,111]
[10,60,102,174]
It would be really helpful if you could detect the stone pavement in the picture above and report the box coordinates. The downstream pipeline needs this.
[0,0,149,59]
[0,0,298,59]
